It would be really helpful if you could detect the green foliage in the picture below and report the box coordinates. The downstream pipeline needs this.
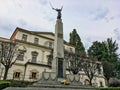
[69,29,86,56]
[88,41,103,61]
[99,87,120,90]
[114,61,120,79]
[0,80,11,89]
[10,80,35,87]
[0,80,35,89]
[102,61,115,81]
[88,38,119,62]
[104,38,119,62]
[88,38,119,84]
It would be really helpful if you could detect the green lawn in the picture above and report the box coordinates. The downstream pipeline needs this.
[99,87,120,90]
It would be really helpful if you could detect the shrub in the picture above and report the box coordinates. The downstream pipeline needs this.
[0,81,11,90]
[100,87,120,90]
[10,80,34,87]
[109,78,120,87]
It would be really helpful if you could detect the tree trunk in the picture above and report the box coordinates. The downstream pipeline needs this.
[3,67,9,80]
[106,79,109,86]
[89,79,92,86]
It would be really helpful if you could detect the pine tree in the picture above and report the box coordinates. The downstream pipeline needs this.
[69,29,86,56]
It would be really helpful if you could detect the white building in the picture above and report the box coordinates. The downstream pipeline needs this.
[0,27,106,87]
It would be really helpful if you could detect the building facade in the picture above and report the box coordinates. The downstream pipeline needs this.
[0,27,106,87]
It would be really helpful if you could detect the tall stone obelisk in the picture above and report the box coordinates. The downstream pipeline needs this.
[52,7,66,78]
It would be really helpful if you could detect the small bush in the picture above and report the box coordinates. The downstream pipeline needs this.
[100,87,120,90]
[0,81,11,90]
[109,78,120,87]
[10,80,34,87]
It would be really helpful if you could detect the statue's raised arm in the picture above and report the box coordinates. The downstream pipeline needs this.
[52,6,63,19]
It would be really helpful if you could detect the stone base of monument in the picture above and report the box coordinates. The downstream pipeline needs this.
[33,72,83,86]
[33,72,58,85]
[4,72,97,90]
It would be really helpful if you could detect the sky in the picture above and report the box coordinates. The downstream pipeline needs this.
[0,0,120,54]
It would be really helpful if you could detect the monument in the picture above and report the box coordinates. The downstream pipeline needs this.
[52,6,66,78]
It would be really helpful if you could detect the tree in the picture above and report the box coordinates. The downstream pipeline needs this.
[69,29,86,56]
[0,41,19,80]
[88,38,119,84]
[114,61,120,79]
[88,38,119,62]
[81,57,100,86]
[88,41,104,61]
[102,61,115,85]
[103,38,119,62]
[64,51,83,74]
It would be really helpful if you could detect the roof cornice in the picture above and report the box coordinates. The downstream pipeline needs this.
[10,27,75,47]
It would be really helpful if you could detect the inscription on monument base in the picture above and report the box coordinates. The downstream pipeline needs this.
[58,58,63,78]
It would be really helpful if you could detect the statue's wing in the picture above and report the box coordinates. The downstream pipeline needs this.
[49,1,54,9]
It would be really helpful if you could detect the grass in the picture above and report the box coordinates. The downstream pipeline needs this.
[99,87,120,90]
[0,80,11,84]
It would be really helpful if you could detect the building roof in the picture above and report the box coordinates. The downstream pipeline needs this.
[0,37,13,43]
[30,31,54,36]
[10,27,75,47]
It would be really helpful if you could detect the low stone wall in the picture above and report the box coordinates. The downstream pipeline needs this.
[33,72,58,85]
[66,74,83,85]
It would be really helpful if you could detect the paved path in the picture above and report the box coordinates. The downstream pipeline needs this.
[4,83,98,90]
[4,87,98,90]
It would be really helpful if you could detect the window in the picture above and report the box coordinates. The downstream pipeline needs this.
[22,34,27,41]
[48,42,52,48]
[31,52,38,63]
[98,69,102,74]
[31,72,37,79]
[100,82,103,87]
[34,38,39,44]
[97,64,102,74]
[14,72,20,78]
[17,51,24,60]
[32,55,37,63]
[0,51,1,57]
[70,48,73,52]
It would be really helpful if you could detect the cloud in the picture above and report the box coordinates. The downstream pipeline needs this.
[38,0,48,5]
[91,7,109,20]
[114,28,120,40]
[18,19,27,26]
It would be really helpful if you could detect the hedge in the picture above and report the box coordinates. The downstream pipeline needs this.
[0,81,11,90]
[100,87,120,90]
